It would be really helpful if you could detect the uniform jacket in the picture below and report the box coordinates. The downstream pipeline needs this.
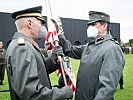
[0,48,6,65]
[0,48,6,81]
[58,33,125,100]
[6,32,70,100]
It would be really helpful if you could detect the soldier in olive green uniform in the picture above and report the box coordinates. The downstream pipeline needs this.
[57,11,125,100]
[131,46,133,54]
[0,41,6,85]
[6,6,73,100]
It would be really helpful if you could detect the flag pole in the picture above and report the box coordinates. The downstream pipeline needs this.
[45,0,68,86]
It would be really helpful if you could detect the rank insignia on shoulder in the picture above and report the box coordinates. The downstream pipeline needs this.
[17,37,25,45]
[111,38,119,44]
[95,37,104,44]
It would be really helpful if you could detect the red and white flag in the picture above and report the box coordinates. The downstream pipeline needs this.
[45,0,76,92]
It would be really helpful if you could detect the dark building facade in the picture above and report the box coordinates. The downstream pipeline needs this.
[0,12,16,48]
[61,17,120,45]
[0,12,120,48]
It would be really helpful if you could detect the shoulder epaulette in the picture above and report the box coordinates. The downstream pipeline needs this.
[95,37,104,44]
[17,37,25,45]
[111,38,119,45]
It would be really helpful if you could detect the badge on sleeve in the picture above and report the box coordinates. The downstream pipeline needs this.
[17,37,25,45]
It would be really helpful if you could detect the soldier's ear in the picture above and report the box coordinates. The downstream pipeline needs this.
[27,19,33,29]
[102,23,108,31]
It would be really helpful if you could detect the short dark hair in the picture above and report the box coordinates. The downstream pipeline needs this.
[98,21,110,32]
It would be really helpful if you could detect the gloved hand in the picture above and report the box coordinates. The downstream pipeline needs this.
[58,74,70,88]
[51,19,59,33]
[61,85,73,99]
[51,19,64,35]
[51,46,64,61]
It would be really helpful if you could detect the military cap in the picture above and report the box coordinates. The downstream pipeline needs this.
[88,11,110,24]
[11,6,46,24]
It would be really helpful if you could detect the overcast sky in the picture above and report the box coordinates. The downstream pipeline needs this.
[0,0,133,43]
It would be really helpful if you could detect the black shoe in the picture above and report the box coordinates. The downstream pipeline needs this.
[120,85,124,89]
[0,81,3,85]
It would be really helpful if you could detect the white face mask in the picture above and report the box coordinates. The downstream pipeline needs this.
[87,26,98,38]
[38,25,48,39]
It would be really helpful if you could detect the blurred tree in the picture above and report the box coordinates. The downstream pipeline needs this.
[129,39,133,46]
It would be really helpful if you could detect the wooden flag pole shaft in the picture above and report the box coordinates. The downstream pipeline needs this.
[55,40,70,100]
[45,0,72,99]
[57,56,67,86]
[54,40,67,86]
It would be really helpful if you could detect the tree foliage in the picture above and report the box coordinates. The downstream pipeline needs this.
[129,39,133,46]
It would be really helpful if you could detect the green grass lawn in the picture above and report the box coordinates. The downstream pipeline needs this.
[0,54,133,100]
[114,54,133,100]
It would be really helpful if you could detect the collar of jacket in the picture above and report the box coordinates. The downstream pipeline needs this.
[95,33,113,44]
[0,48,4,52]
[13,32,39,49]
